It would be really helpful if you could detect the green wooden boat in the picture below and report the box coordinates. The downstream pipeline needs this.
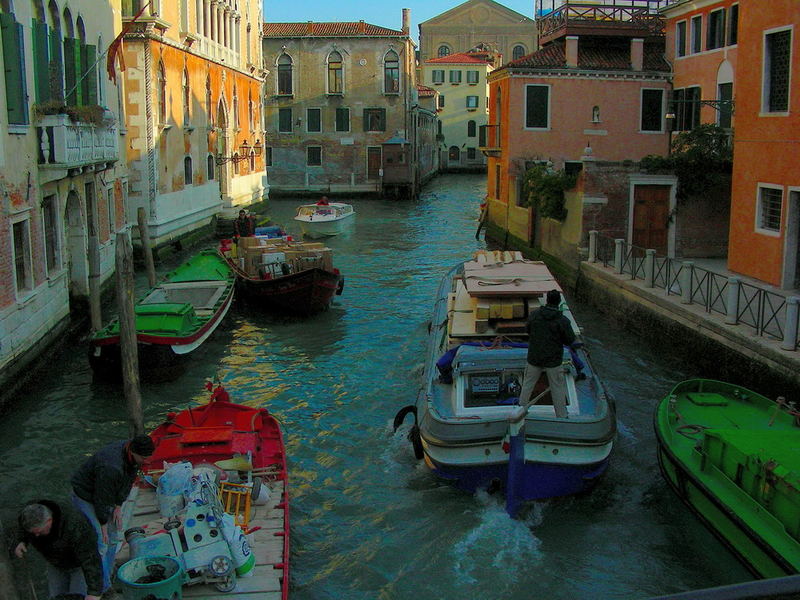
[654,379,800,578]
[89,249,235,375]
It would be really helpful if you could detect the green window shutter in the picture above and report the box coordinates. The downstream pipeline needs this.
[379,108,386,131]
[63,37,81,106]
[81,43,97,106]
[49,28,64,102]
[1,14,29,124]
[32,20,51,103]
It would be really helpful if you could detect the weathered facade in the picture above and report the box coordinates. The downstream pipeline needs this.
[418,0,537,65]
[261,13,422,196]
[423,51,494,172]
[484,0,673,265]
[0,0,126,393]
[120,0,266,249]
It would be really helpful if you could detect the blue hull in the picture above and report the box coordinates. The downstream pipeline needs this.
[427,456,611,501]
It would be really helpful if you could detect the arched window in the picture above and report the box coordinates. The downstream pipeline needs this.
[467,120,476,137]
[277,53,292,95]
[512,45,526,61]
[184,156,193,185]
[48,1,61,31]
[182,67,190,125]
[232,85,239,129]
[157,61,167,124]
[205,75,212,125]
[32,0,45,21]
[62,7,73,37]
[327,50,343,94]
[437,45,450,57]
[76,15,85,42]
[207,154,215,180]
[383,50,399,93]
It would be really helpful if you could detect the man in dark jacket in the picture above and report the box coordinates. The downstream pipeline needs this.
[70,435,154,591]
[234,209,255,237]
[518,289,576,418]
[14,499,103,599]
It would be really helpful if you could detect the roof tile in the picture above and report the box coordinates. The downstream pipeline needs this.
[505,39,669,72]
[263,22,404,37]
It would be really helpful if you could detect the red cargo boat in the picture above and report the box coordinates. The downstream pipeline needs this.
[117,383,290,599]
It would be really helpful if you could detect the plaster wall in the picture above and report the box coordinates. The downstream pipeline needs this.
[727,0,800,287]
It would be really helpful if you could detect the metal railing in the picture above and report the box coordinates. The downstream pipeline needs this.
[588,231,800,350]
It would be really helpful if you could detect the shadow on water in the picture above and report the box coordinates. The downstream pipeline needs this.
[0,175,753,599]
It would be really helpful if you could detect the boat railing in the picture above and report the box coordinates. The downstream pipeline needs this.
[589,231,800,351]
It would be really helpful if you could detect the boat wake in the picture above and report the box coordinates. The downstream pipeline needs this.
[452,495,545,585]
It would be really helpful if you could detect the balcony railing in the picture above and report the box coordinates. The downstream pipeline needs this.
[535,1,670,41]
[37,114,119,169]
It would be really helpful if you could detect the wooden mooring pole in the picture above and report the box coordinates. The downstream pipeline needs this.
[137,207,157,288]
[115,231,144,436]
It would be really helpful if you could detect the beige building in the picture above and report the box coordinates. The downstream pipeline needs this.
[0,0,126,393]
[262,11,424,196]
[418,0,537,65]
[120,0,267,249]
[422,51,494,171]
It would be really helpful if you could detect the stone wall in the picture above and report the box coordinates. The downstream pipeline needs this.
[675,181,731,259]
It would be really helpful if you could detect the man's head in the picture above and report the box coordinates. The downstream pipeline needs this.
[546,289,561,306]
[129,434,155,466]
[238,209,246,218]
[20,503,53,537]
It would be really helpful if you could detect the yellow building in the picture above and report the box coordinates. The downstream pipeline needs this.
[418,0,537,64]
[262,12,422,195]
[1,0,126,392]
[422,51,494,171]
[120,0,266,248]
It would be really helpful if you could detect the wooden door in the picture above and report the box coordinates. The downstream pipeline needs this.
[367,147,381,180]
[632,185,670,255]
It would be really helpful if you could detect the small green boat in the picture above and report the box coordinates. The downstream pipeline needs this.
[89,249,235,376]
[654,379,800,578]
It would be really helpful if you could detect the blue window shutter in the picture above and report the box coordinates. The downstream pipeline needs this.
[1,14,29,124]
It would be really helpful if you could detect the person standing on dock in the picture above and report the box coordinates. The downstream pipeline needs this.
[518,289,576,418]
[70,435,155,591]
[13,499,103,600]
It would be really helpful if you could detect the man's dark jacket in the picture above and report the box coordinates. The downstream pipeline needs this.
[16,499,104,596]
[71,440,137,525]
[526,305,576,367]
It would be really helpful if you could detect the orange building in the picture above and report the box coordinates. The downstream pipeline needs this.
[120,0,266,248]
[484,1,671,249]
[725,1,800,289]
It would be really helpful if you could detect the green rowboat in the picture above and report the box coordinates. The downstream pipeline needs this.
[654,379,800,578]
[89,249,235,375]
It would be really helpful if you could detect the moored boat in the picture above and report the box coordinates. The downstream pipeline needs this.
[88,250,235,376]
[394,250,615,516]
[220,234,343,314]
[293,199,354,239]
[115,382,290,599]
[654,379,800,578]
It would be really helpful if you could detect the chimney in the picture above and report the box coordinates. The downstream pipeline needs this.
[631,38,644,71]
[566,36,578,68]
[402,8,410,35]
[306,21,314,35]
[358,20,366,34]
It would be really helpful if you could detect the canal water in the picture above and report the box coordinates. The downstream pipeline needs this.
[1,173,751,599]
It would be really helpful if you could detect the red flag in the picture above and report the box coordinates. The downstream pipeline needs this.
[106,1,151,84]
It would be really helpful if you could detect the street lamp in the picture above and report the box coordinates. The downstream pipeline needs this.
[215,140,256,165]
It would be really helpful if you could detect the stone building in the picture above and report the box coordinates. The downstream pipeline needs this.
[262,11,426,196]
[119,0,266,250]
[0,0,126,394]
[418,0,537,65]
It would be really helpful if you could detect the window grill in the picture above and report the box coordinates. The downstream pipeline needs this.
[766,30,790,112]
[759,187,782,231]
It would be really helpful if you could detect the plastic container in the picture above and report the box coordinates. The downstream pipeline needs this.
[117,556,184,600]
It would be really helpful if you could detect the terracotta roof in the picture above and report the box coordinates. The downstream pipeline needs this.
[426,52,492,65]
[504,39,670,72]
[417,84,436,97]
[263,22,404,37]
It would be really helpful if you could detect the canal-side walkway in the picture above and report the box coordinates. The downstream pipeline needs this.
[578,248,800,394]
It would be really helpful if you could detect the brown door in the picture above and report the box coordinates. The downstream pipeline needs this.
[632,184,670,255]
[367,147,381,180]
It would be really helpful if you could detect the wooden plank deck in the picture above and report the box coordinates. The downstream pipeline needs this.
[115,477,286,599]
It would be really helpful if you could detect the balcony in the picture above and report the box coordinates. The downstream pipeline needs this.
[36,113,119,179]
[535,1,669,45]
[478,124,501,157]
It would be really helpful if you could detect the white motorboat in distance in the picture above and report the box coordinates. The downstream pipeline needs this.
[293,198,355,238]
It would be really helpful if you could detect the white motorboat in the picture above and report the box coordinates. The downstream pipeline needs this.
[394,250,616,517]
[293,199,355,238]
